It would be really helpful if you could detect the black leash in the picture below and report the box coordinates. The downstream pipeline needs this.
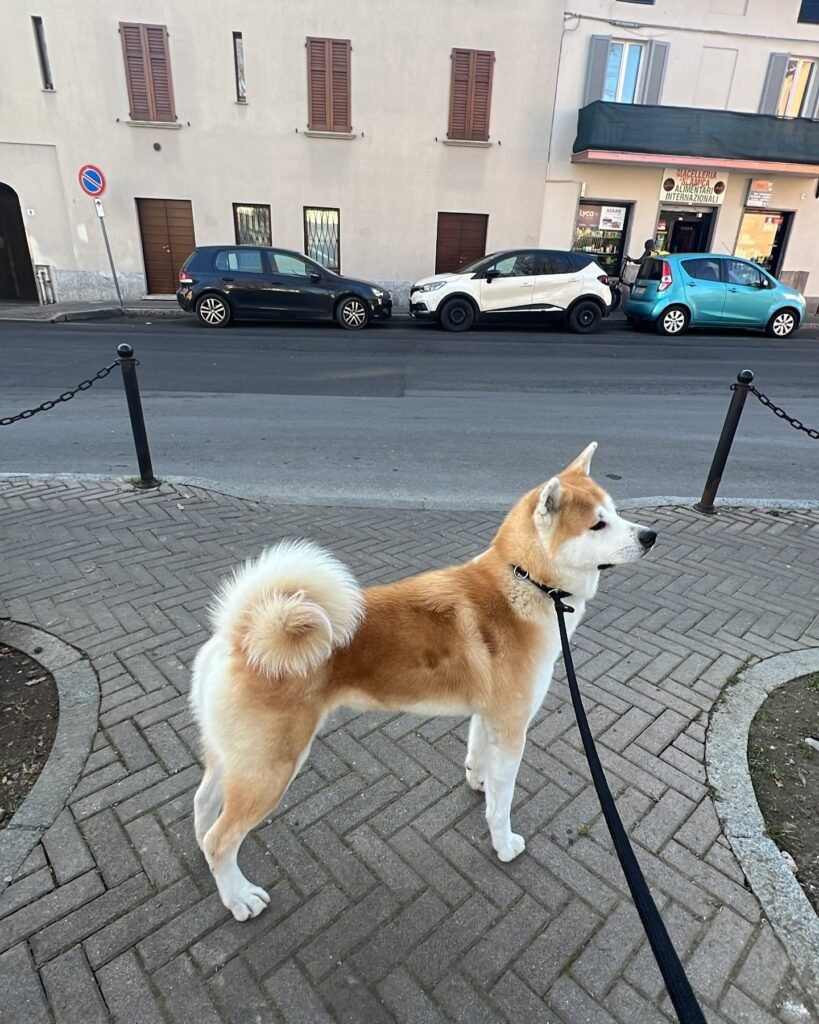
[515,566,707,1024]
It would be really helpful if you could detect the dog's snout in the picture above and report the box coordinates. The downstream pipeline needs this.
[638,529,657,550]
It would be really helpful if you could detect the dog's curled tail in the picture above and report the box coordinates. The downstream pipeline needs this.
[211,540,364,678]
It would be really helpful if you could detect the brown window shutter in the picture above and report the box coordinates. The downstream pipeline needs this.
[307,38,329,129]
[448,49,472,139]
[448,48,494,140]
[120,22,151,121]
[470,50,494,141]
[307,37,351,131]
[145,25,176,121]
[120,23,175,122]
[330,39,351,131]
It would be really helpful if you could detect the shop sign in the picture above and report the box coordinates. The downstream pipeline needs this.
[747,179,773,208]
[576,203,627,230]
[659,168,728,206]
[576,203,600,228]
[600,206,626,230]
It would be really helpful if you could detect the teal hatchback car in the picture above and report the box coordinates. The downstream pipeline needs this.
[625,254,805,337]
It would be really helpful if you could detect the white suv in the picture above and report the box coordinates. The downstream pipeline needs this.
[409,249,612,333]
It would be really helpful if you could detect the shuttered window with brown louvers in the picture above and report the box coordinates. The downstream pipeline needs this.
[448,49,495,141]
[307,37,351,132]
[120,23,176,122]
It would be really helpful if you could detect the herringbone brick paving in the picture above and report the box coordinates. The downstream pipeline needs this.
[1,479,817,1023]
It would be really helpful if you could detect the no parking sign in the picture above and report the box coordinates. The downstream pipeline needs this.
[78,164,106,198]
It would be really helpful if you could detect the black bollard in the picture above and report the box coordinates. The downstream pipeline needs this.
[117,343,160,489]
[693,369,754,515]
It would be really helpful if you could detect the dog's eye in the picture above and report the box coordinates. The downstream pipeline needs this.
[590,521,606,532]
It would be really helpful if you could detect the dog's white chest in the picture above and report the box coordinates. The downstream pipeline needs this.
[529,601,585,716]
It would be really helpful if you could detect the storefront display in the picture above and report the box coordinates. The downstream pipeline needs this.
[734,210,792,276]
[572,202,630,275]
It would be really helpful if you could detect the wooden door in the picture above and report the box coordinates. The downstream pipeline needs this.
[435,212,488,274]
[136,198,195,294]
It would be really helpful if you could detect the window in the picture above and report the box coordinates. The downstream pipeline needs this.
[273,253,315,277]
[306,38,351,132]
[798,0,819,24]
[618,1,655,5]
[32,17,53,90]
[233,204,271,246]
[541,253,573,275]
[214,249,264,274]
[233,32,246,102]
[486,253,537,277]
[725,260,764,288]
[448,49,494,141]
[303,207,340,271]
[682,258,722,282]
[584,37,668,106]
[119,23,176,122]
[760,52,819,117]
[604,41,646,103]
[637,258,664,282]
[778,57,817,117]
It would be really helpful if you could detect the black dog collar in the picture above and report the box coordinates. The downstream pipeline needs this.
[512,565,575,613]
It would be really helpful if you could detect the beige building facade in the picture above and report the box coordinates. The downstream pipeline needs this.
[1,0,819,307]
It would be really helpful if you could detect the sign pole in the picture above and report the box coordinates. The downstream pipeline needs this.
[94,200,124,309]
[78,164,123,310]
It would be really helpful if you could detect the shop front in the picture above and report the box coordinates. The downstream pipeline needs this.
[572,201,632,275]
[653,168,725,253]
[733,180,793,277]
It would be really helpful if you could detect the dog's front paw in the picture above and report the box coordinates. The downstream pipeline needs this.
[465,763,485,792]
[224,882,270,922]
[495,833,526,863]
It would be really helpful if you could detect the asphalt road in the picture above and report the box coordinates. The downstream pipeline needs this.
[1,316,817,508]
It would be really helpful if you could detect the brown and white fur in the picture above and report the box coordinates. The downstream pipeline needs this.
[190,443,657,920]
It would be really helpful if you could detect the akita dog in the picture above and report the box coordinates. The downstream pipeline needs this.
[191,443,657,920]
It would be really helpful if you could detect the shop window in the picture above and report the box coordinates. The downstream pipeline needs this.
[584,37,668,106]
[734,211,791,276]
[572,202,630,275]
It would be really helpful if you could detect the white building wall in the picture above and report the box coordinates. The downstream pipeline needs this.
[0,0,564,303]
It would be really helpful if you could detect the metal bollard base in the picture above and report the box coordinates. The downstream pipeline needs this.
[692,502,718,515]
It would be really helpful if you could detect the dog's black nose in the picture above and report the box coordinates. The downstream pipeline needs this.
[639,529,657,550]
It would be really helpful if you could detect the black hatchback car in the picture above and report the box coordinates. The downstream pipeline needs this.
[177,246,392,329]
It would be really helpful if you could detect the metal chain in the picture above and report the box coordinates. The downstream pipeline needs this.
[731,382,819,440]
[0,360,122,427]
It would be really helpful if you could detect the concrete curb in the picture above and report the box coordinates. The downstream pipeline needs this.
[706,649,819,1013]
[0,620,99,891]
[3,473,819,515]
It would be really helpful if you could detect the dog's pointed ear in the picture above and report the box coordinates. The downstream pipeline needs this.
[566,441,598,476]
[536,477,562,520]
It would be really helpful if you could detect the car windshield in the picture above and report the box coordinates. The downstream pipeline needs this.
[456,253,498,275]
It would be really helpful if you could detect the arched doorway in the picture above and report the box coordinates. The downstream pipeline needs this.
[0,183,38,302]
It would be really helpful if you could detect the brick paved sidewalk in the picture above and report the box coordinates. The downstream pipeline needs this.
[1,479,817,1024]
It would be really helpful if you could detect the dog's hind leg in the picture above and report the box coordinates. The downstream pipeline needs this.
[465,714,488,792]
[483,726,527,863]
[194,748,222,850]
[202,708,320,921]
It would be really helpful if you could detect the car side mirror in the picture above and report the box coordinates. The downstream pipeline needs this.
[485,271,498,283]
[310,272,322,283]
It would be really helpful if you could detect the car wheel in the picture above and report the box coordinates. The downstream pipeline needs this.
[439,297,475,332]
[656,305,689,336]
[336,296,370,330]
[567,301,602,334]
[766,308,798,338]
[196,294,231,328]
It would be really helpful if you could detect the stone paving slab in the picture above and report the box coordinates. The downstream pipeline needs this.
[1,478,818,1023]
